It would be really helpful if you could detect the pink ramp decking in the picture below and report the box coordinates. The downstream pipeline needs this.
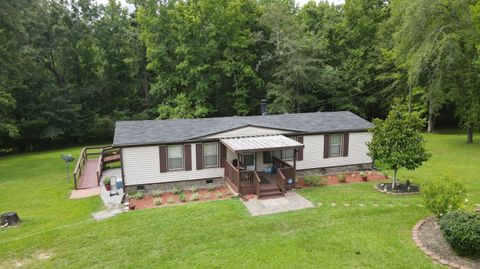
[78,159,100,189]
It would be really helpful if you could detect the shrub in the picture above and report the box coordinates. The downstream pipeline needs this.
[215,191,223,199]
[167,197,174,204]
[422,177,467,218]
[338,172,346,183]
[179,193,186,202]
[154,197,162,206]
[130,191,144,200]
[303,174,327,186]
[172,186,183,195]
[191,192,199,201]
[439,210,480,257]
[191,186,198,193]
[207,185,216,192]
[151,191,162,198]
[103,177,111,185]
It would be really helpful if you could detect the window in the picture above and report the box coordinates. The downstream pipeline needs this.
[263,151,272,164]
[329,134,343,157]
[272,150,282,160]
[168,145,183,170]
[282,149,294,160]
[203,142,218,168]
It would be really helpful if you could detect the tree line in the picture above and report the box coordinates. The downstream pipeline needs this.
[1,0,479,152]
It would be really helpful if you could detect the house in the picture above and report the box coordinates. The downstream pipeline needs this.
[113,111,373,198]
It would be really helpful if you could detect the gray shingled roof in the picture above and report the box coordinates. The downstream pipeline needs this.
[113,111,372,147]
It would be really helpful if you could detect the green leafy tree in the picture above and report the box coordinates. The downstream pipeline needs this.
[368,103,431,188]
[157,93,208,120]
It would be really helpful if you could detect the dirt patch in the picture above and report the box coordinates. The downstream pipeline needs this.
[418,218,480,268]
[129,187,232,210]
[1,251,53,268]
[295,171,387,188]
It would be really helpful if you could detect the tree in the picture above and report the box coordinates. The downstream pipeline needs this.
[157,93,208,120]
[367,103,431,189]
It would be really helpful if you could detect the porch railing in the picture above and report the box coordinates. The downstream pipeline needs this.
[254,171,261,197]
[224,160,239,192]
[272,157,295,190]
[224,160,257,195]
[276,169,286,195]
[73,145,118,189]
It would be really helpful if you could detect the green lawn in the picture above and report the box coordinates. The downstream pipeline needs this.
[0,132,478,268]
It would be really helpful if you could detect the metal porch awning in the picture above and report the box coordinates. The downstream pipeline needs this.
[220,135,304,153]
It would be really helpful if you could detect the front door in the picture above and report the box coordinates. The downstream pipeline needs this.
[242,153,255,171]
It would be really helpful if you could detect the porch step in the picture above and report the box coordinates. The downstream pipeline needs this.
[258,190,283,198]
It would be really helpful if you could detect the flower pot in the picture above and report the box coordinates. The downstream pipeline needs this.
[105,184,111,191]
[362,176,368,182]
[128,204,136,210]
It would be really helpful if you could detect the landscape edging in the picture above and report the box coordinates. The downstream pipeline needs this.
[373,183,420,195]
[412,217,470,269]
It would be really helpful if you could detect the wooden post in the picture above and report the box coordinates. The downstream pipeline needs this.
[293,149,297,189]
[237,153,241,191]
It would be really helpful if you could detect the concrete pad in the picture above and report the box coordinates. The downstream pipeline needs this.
[91,208,126,221]
[242,191,314,216]
[70,187,101,199]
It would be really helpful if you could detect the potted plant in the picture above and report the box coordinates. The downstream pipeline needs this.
[103,177,111,191]
[360,171,368,181]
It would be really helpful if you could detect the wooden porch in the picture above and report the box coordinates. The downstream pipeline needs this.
[72,146,121,190]
[224,156,296,199]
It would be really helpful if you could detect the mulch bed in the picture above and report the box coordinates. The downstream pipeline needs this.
[295,171,387,188]
[129,187,232,210]
[375,182,420,195]
[414,217,480,268]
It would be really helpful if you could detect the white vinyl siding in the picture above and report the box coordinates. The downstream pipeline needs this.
[122,145,223,186]
[296,132,372,170]
[203,142,219,168]
[122,132,372,186]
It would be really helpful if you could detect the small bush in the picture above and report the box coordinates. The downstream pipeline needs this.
[439,210,480,257]
[151,191,162,198]
[303,174,327,186]
[154,197,162,206]
[130,191,144,200]
[191,192,199,201]
[179,193,186,202]
[422,177,467,218]
[191,186,198,193]
[172,186,183,195]
[167,197,174,204]
[215,191,223,199]
[338,172,346,183]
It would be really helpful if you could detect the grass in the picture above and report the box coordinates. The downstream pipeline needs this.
[0,132,478,268]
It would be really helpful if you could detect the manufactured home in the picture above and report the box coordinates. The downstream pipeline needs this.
[113,111,373,198]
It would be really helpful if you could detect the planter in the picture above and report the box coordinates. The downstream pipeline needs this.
[128,204,136,210]
[105,184,111,191]
[361,176,368,182]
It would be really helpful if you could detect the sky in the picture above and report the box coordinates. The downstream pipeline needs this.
[95,0,346,10]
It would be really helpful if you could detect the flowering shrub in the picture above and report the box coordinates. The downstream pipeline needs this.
[422,177,467,218]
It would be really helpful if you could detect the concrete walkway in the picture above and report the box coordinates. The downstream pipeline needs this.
[242,191,314,216]
[91,168,128,221]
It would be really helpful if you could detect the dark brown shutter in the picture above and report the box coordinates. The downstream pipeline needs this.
[343,133,349,157]
[220,143,226,168]
[184,144,192,171]
[297,136,304,161]
[196,143,203,170]
[323,134,330,158]
[159,145,167,172]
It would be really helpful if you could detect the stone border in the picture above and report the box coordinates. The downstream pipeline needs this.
[373,183,420,195]
[412,217,470,269]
